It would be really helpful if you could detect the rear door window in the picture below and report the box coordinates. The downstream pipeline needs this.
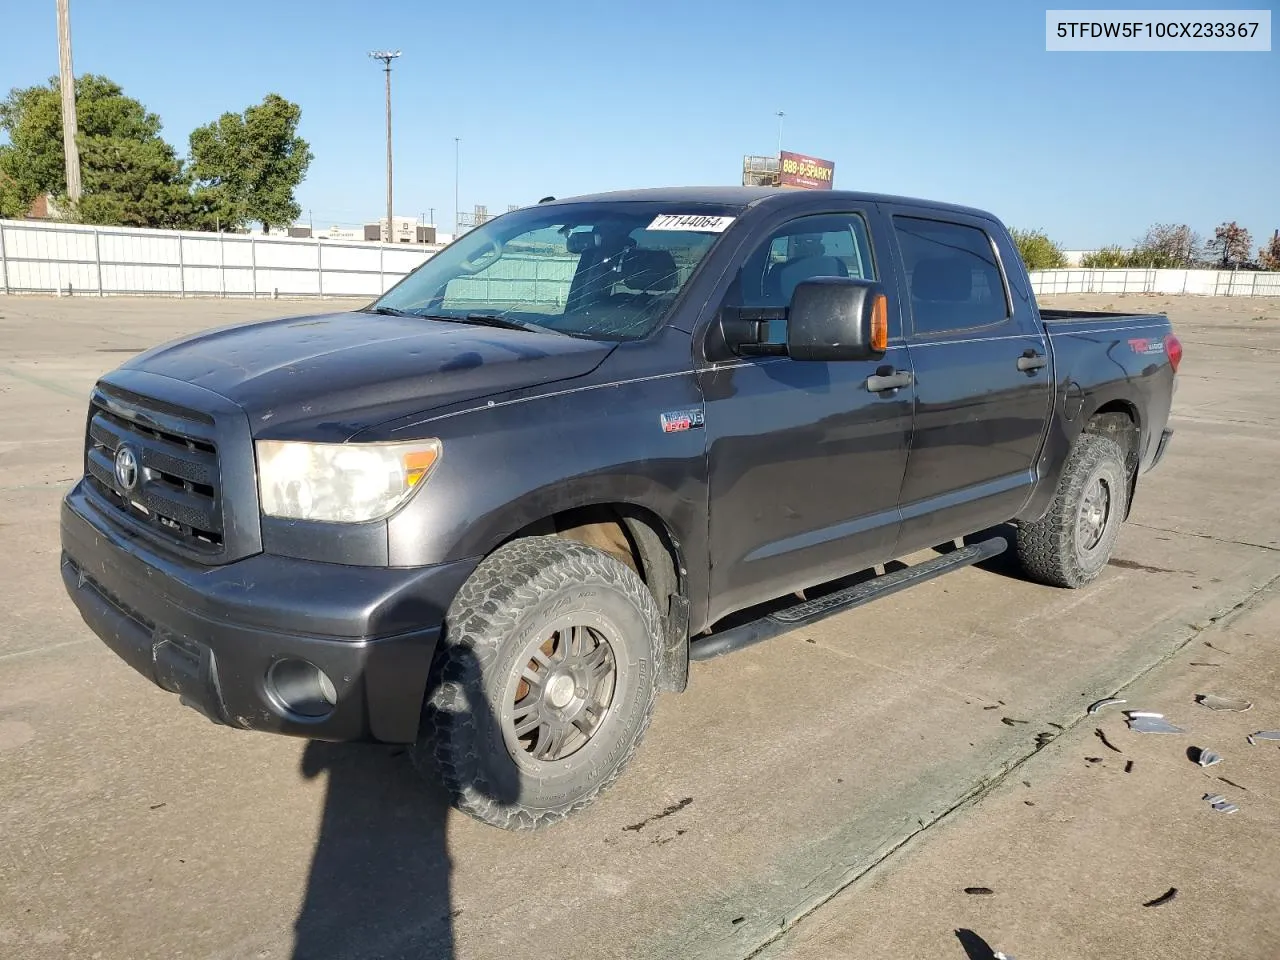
[893,216,1009,336]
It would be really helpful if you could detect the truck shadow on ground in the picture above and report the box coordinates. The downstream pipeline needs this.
[292,649,517,960]
[943,524,1025,581]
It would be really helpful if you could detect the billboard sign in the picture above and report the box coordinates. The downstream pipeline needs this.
[779,151,835,190]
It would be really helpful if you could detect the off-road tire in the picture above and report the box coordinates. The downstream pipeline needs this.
[413,536,663,830]
[1016,432,1128,588]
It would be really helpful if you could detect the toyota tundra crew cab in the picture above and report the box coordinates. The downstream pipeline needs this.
[61,187,1180,829]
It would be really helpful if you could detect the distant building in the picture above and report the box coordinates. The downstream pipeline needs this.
[364,216,437,244]
[23,193,63,220]
[282,220,439,244]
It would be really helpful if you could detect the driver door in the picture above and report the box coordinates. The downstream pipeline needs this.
[699,209,915,624]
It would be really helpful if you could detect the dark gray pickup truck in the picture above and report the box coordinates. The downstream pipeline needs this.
[61,187,1179,829]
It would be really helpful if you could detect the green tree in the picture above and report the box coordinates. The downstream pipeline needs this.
[1009,228,1068,271]
[188,94,312,233]
[0,75,194,227]
[1080,246,1130,268]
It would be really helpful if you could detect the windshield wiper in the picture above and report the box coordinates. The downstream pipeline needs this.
[412,312,558,334]
[456,313,555,334]
[372,308,561,335]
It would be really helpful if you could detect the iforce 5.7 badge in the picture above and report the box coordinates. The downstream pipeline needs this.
[660,409,705,433]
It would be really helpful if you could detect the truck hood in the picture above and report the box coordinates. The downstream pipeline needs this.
[122,311,614,440]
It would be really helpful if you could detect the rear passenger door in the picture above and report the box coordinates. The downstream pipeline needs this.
[887,209,1051,553]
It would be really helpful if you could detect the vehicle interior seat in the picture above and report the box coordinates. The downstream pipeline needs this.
[762,237,850,304]
[910,256,986,328]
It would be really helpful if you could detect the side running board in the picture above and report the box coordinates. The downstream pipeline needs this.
[689,537,1007,662]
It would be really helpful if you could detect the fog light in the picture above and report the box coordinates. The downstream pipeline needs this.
[317,670,337,706]
[266,658,338,719]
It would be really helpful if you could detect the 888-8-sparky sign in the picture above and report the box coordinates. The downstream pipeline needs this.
[779,151,835,190]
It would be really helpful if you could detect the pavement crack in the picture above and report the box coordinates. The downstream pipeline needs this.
[1128,521,1280,554]
[622,797,693,833]
[0,363,86,400]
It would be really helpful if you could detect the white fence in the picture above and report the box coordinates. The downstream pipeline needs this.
[0,218,438,298]
[1029,267,1280,297]
[4,218,1280,301]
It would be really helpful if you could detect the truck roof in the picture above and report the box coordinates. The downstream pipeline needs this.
[548,186,998,222]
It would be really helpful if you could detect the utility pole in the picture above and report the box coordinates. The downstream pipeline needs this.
[57,0,82,203]
[775,110,785,158]
[369,50,401,241]
[454,138,460,236]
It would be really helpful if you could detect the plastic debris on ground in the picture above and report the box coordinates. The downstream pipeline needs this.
[1195,694,1253,712]
[1203,793,1240,814]
[1142,887,1179,908]
[1247,730,1280,742]
[1087,697,1126,715]
[1094,728,1123,753]
[1125,711,1186,734]
[1194,748,1223,768]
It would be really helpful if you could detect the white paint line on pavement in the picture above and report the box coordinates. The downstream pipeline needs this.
[0,638,90,662]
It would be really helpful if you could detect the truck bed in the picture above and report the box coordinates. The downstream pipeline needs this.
[1039,308,1166,323]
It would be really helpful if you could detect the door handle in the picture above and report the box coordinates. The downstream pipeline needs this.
[1017,349,1047,372]
[866,367,913,393]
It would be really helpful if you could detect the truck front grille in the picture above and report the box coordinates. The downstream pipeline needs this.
[84,385,225,553]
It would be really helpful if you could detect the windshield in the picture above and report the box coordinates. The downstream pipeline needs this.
[370,201,739,341]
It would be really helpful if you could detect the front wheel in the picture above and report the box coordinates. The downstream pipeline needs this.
[1015,432,1129,588]
[413,536,662,830]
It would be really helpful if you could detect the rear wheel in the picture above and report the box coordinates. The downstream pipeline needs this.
[1015,432,1128,588]
[414,536,662,830]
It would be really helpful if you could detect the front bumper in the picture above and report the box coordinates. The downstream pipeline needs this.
[60,482,478,743]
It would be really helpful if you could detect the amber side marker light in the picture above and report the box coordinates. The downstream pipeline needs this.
[403,447,441,487]
[871,294,888,352]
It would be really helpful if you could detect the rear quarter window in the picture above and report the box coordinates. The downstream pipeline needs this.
[894,216,1009,336]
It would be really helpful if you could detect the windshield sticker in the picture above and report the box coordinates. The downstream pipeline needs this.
[647,214,736,233]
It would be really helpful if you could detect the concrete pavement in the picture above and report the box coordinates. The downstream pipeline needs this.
[760,581,1280,960]
[0,292,1277,959]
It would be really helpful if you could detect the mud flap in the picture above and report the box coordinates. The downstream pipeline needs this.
[657,594,690,693]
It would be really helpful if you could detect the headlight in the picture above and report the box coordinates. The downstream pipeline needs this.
[256,439,442,522]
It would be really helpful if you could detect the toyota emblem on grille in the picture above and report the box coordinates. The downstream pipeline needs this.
[114,445,140,492]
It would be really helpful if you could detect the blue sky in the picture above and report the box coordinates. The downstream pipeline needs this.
[3,0,1277,247]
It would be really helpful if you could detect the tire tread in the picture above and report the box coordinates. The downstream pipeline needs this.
[1016,433,1127,589]
[413,536,662,830]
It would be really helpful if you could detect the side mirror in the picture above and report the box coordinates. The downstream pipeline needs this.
[786,277,888,362]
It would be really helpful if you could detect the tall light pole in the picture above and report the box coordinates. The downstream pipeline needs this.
[775,110,785,158]
[57,0,82,203]
[369,50,400,241]
[453,137,460,236]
